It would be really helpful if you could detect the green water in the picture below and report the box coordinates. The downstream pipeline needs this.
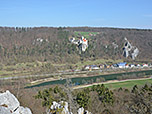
[27,70,152,88]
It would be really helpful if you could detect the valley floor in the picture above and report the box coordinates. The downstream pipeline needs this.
[27,68,152,87]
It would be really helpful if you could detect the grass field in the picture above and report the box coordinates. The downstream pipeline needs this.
[0,62,41,77]
[105,78,152,89]
[74,31,98,39]
[0,58,123,77]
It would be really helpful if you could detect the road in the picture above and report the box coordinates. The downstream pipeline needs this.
[0,70,101,80]
[0,68,151,81]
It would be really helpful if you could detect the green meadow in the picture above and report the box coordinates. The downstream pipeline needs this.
[74,31,98,39]
[105,78,152,89]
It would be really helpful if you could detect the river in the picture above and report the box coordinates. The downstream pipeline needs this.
[26,69,152,88]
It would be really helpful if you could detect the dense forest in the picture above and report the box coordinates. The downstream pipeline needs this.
[34,83,152,114]
[0,27,152,65]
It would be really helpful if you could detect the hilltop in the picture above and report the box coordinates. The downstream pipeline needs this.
[0,27,152,65]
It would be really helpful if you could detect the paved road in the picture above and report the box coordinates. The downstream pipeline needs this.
[0,68,151,80]
[0,70,101,80]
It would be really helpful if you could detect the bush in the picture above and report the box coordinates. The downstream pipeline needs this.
[0,63,4,70]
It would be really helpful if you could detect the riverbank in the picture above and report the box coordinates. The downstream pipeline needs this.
[26,69,152,88]
[30,68,152,85]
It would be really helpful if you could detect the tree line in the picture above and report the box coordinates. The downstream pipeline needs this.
[35,83,152,114]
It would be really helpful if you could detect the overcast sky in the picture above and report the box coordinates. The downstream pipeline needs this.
[0,0,152,29]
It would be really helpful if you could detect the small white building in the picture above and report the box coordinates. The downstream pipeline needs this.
[117,62,127,68]
[124,64,129,68]
[84,65,99,70]
[84,65,90,70]
[142,64,148,67]
[136,64,141,68]
[129,64,135,68]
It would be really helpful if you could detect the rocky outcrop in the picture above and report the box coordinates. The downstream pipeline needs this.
[70,36,88,52]
[77,107,92,114]
[131,48,139,60]
[0,90,32,114]
[79,36,88,52]
[47,101,92,114]
[123,37,139,60]
[47,101,72,114]
[112,42,118,49]
[33,38,49,45]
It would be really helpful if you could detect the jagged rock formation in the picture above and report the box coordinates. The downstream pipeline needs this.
[47,101,92,114]
[131,48,139,60]
[33,38,49,45]
[69,38,79,45]
[79,36,88,52]
[77,107,92,114]
[112,42,118,49]
[0,90,32,114]
[70,36,88,52]
[123,37,139,60]
[47,101,73,114]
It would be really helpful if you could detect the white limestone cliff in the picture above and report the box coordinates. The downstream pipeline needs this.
[0,90,32,114]
[123,37,139,60]
[69,36,88,52]
[48,101,92,114]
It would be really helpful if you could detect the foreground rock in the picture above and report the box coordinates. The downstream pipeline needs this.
[77,107,92,114]
[0,90,32,114]
[48,101,92,114]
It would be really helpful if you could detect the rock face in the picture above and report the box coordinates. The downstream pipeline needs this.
[131,48,139,60]
[70,36,88,52]
[112,42,118,49]
[48,101,73,114]
[0,90,32,114]
[77,107,92,114]
[48,101,92,114]
[123,37,139,60]
[80,36,88,52]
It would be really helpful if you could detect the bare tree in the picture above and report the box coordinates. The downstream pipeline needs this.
[63,78,77,114]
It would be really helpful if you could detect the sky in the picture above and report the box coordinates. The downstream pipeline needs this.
[0,0,152,29]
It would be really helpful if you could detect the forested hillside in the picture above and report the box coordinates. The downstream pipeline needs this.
[0,27,152,65]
